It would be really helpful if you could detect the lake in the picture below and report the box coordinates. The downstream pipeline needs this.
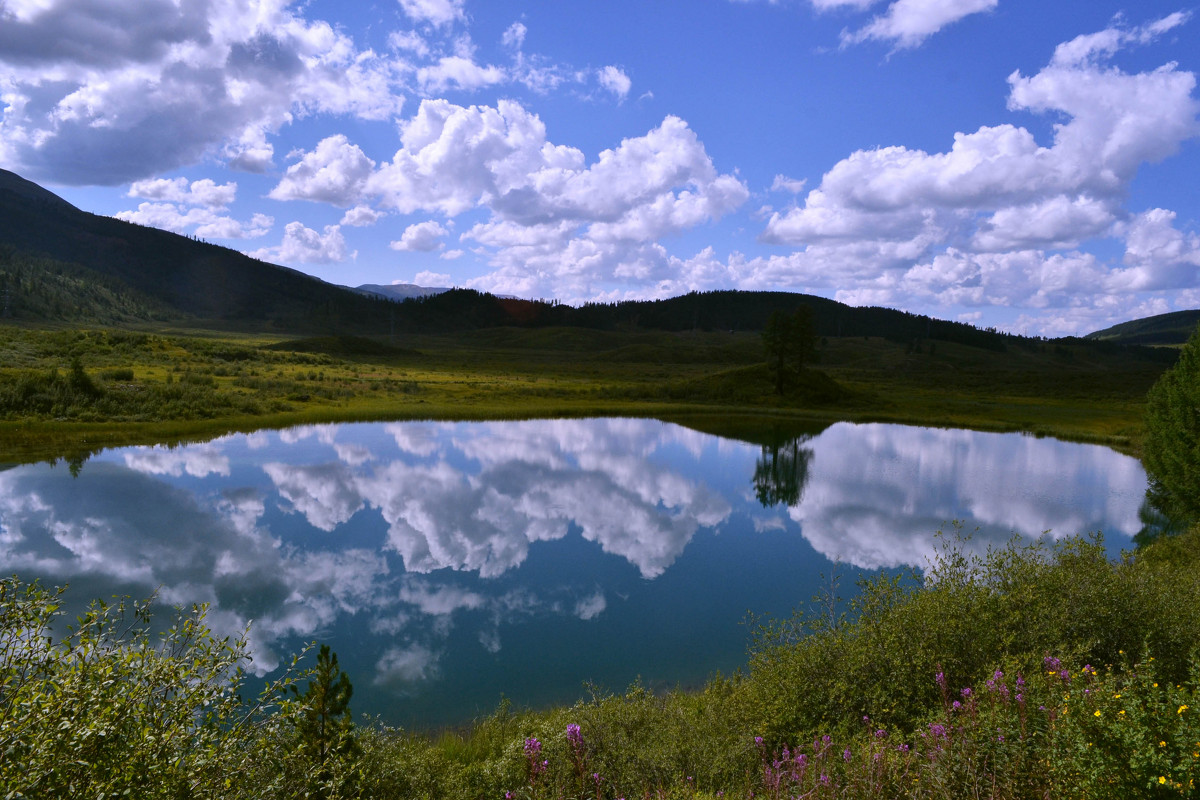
[0,418,1148,728]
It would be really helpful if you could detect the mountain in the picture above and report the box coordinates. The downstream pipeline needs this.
[0,169,1179,357]
[0,168,398,331]
[353,282,452,301]
[1086,310,1200,346]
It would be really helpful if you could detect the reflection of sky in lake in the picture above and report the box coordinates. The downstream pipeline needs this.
[0,420,1146,727]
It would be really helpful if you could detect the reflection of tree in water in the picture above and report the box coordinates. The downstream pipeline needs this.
[1133,490,1190,549]
[753,435,814,507]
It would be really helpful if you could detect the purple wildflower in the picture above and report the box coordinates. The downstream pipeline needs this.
[820,775,830,787]
[843,748,852,762]
[567,723,583,747]
[875,729,887,739]
[961,687,972,699]
[952,700,962,711]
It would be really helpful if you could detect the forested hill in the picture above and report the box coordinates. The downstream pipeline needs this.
[391,288,1038,352]
[0,168,397,331]
[0,168,1180,357]
[1086,309,1200,346]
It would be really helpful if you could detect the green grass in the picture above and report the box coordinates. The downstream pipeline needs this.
[0,324,1170,463]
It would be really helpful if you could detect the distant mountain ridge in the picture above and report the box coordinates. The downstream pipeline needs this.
[352,283,452,301]
[0,168,1183,356]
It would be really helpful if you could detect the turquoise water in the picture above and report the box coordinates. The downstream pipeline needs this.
[0,419,1147,728]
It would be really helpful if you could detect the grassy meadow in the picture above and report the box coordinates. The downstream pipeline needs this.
[0,323,1171,463]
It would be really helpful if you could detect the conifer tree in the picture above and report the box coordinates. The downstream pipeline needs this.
[291,644,358,797]
[1143,324,1200,523]
[762,306,818,395]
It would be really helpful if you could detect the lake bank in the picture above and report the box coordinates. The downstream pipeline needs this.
[0,325,1166,463]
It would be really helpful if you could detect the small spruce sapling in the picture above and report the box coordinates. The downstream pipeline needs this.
[291,644,359,796]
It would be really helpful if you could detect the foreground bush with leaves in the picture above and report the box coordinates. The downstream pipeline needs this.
[3,527,1198,798]
[0,578,358,799]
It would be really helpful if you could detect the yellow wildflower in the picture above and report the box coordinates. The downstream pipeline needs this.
[1179,705,1189,714]
[1094,710,1102,717]
[1159,777,1167,784]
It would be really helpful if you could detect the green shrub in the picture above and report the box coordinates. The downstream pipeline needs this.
[99,366,135,381]
[738,529,1200,746]
[0,576,371,800]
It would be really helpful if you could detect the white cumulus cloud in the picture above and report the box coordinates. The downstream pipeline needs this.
[115,176,272,239]
[841,0,998,49]
[390,220,450,252]
[269,135,377,206]
[398,0,466,28]
[0,0,405,185]
[748,14,1200,334]
[598,65,632,100]
[251,221,353,265]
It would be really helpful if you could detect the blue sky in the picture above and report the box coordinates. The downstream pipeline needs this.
[1,0,1197,335]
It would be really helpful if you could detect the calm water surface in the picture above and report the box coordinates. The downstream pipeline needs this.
[0,419,1147,727]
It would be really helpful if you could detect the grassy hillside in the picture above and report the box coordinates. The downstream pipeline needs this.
[1086,309,1200,346]
[0,169,402,331]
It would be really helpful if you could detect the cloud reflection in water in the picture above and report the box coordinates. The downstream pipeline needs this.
[0,419,1145,724]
